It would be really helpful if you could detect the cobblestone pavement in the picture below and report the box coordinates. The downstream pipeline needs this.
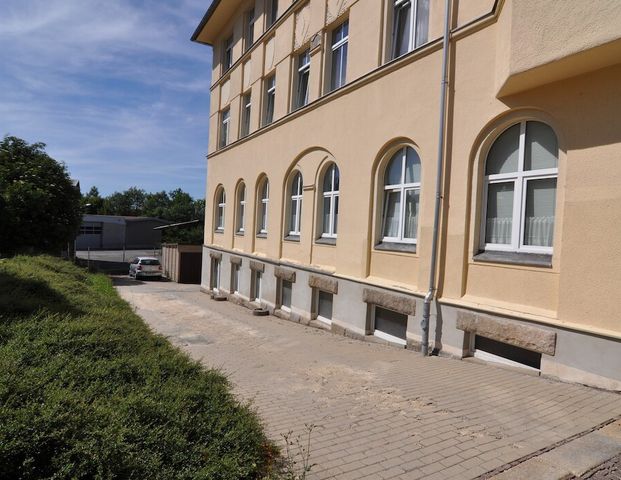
[115,279,621,480]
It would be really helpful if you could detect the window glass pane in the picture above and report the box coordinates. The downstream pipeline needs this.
[232,265,239,292]
[415,0,429,47]
[382,191,401,237]
[404,147,421,183]
[322,196,331,234]
[290,199,298,233]
[291,173,299,195]
[393,2,411,58]
[485,182,514,244]
[339,41,348,87]
[524,178,556,247]
[298,70,309,107]
[318,291,333,319]
[333,195,339,235]
[524,122,558,171]
[255,271,262,300]
[486,123,520,175]
[403,189,419,239]
[331,46,342,90]
[385,151,403,185]
[333,166,340,191]
[375,306,407,341]
[281,280,292,308]
[323,165,333,192]
[260,202,267,231]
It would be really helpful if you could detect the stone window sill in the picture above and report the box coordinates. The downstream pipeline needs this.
[214,229,224,234]
[235,231,245,237]
[315,237,336,246]
[256,232,267,239]
[374,242,417,254]
[473,251,552,268]
[284,235,300,242]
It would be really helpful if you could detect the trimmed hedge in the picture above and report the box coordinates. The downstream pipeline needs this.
[0,256,276,479]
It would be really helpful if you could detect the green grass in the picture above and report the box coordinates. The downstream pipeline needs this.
[0,255,277,480]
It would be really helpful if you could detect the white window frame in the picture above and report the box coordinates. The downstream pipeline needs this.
[391,0,428,59]
[241,91,251,137]
[223,35,233,71]
[219,108,230,148]
[329,20,349,91]
[258,179,269,234]
[215,189,226,232]
[295,49,310,109]
[480,121,558,255]
[244,8,255,52]
[236,183,246,234]
[321,164,339,239]
[289,172,303,236]
[264,75,276,125]
[381,147,420,245]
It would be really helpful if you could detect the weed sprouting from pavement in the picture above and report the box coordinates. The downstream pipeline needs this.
[281,423,317,480]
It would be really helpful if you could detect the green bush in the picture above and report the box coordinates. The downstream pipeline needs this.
[0,256,277,479]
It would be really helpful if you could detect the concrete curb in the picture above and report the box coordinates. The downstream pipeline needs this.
[486,419,621,480]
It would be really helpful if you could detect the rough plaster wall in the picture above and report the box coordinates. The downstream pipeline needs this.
[220,79,231,105]
[326,0,350,24]
[509,0,621,75]
[294,2,312,50]
[264,36,275,71]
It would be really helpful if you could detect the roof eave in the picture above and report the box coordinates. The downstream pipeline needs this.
[190,0,222,45]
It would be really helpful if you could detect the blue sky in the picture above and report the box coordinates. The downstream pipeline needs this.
[0,0,214,199]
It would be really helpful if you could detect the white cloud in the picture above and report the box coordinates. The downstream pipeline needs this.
[0,0,214,198]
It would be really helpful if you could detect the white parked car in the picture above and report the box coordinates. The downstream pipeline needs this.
[129,257,162,280]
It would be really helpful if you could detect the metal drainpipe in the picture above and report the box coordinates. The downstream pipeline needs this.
[421,0,453,357]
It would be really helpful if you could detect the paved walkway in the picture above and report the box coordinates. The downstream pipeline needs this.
[115,279,621,480]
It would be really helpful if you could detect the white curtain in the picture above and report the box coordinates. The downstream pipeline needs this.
[486,217,512,244]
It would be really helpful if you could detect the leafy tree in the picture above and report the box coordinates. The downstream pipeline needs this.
[81,186,104,214]
[102,187,146,216]
[142,191,170,219]
[0,136,82,255]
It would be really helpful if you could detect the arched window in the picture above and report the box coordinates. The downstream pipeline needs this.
[381,146,421,244]
[236,183,246,234]
[321,164,340,238]
[257,178,269,235]
[288,172,303,236]
[482,120,558,253]
[215,188,226,232]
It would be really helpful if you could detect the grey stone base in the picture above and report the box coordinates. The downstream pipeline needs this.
[201,245,621,391]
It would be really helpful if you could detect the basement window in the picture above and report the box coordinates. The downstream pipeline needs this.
[252,270,263,302]
[280,279,292,311]
[474,335,541,370]
[373,306,407,346]
[210,258,221,292]
[315,290,333,325]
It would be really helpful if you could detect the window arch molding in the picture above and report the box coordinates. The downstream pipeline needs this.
[255,174,269,236]
[234,180,247,235]
[316,161,340,240]
[472,110,565,258]
[213,184,226,233]
[372,140,423,251]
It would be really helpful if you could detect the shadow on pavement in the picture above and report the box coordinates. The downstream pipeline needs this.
[111,276,171,287]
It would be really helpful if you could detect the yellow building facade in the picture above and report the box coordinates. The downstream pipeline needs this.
[193,0,621,390]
